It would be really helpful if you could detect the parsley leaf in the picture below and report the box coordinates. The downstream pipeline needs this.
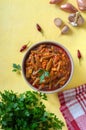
[38,69,50,83]
[12,63,21,73]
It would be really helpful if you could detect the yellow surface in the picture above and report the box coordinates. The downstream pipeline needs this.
[0,0,86,129]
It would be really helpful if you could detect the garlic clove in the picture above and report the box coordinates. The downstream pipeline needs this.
[54,18,63,28]
[68,13,76,22]
[77,15,85,25]
[61,25,70,34]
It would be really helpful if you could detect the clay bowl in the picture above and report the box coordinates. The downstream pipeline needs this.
[22,41,74,94]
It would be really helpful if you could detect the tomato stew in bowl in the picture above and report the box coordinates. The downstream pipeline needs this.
[22,41,74,94]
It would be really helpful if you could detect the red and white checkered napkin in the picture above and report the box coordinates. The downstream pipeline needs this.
[58,84,86,130]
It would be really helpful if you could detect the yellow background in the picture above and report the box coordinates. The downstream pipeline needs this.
[0,0,86,129]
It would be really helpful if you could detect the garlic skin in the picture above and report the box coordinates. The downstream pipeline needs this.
[77,0,86,11]
[70,22,78,27]
[49,0,63,4]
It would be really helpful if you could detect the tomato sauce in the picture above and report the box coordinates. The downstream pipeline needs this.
[24,43,71,91]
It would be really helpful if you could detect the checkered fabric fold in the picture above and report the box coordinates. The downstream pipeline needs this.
[58,84,86,130]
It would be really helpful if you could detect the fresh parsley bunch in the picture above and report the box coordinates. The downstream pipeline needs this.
[0,90,64,130]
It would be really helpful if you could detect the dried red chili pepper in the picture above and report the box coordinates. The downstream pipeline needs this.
[36,24,42,32]
[20,42,29,52]
[77,49,82,59]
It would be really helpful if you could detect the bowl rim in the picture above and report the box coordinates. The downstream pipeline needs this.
[22,41,74,94]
